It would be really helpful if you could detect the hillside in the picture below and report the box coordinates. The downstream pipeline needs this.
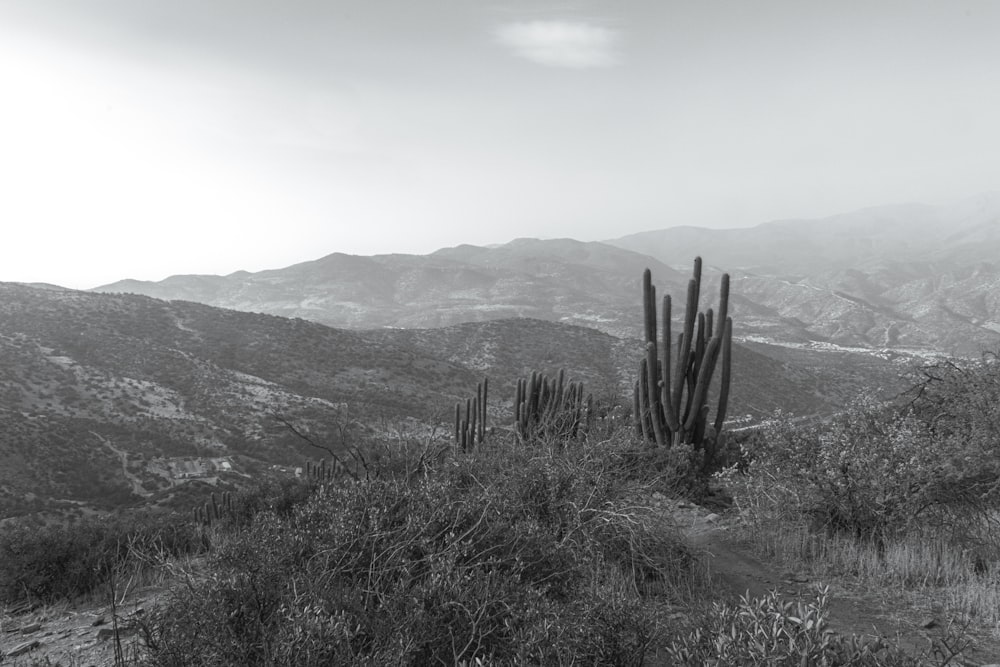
[0,283,478,519]
[0,283,910,520]
[370,318,911,423]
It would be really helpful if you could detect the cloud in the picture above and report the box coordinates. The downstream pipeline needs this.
[495,21,620,68]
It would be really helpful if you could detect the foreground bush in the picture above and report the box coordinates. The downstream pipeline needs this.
[733,392,1000,544]
[140,436,699,666]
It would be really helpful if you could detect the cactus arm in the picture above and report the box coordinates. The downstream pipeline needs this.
[645,341,667,446]
[638,359,652,442]
[673,278,697,418]
[683,335,721,433]
[632,380,643,437]
[717,273,730,330]
[713,317,733,435]
[693,311,706,385]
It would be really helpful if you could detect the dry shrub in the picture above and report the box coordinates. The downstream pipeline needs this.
[140,433,700,666]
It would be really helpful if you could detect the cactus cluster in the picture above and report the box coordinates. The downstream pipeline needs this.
[455,378,489,451]
[306,457,357,482]
[193,490,233,526]
[515,369,593,443]
[633,258,732,466]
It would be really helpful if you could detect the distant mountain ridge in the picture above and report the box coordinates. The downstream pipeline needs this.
[98,238,687,339]
[96,194,1000,354]
[609,193,1000,271]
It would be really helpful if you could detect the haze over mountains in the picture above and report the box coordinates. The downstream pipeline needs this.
[99,193,1000,354]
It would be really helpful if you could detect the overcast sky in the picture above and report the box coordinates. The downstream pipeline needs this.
[2,0,999,289]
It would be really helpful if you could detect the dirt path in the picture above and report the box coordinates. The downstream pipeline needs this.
[92,431,148,499]
[676,502,1000,666]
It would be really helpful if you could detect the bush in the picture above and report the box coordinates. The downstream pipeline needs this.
[224,475,315,526]
[732,392,1000,544]
[0,512,202,604]
[140,434,698,665]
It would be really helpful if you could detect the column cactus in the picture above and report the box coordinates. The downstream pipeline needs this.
[634,258,733,468]
[514,368,593,444]
[455,378,489,451]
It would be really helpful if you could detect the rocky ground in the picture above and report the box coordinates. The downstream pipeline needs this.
[1,589,156,666]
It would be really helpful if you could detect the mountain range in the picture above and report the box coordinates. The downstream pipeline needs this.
[97,193,1000,355]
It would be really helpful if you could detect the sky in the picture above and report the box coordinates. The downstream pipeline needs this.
[1,0,999,289]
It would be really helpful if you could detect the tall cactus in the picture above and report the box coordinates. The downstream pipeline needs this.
[634,258,733,467]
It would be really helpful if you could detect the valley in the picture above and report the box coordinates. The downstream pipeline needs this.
[8,195,1000,520]
[0,280,909,521]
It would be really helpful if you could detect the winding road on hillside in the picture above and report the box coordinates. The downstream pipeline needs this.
[91,431,148,498]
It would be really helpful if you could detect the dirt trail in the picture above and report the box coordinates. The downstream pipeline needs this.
[678,505,1000,666]
[92,431,148,498]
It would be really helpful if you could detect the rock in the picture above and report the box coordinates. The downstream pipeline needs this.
[6,639,41,657]
[791,574,810,583]
[92,616,106,626]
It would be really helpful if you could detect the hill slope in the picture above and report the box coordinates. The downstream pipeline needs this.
[1,283,906,519]
[0,283,479,519]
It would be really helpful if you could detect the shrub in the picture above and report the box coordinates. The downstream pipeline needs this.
[223,475,315,526]
[732,393,1000,545]
[140,433,698,665]
[0,512,202,604]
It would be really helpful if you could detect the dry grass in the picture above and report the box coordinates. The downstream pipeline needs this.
[739,518,1000,629]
